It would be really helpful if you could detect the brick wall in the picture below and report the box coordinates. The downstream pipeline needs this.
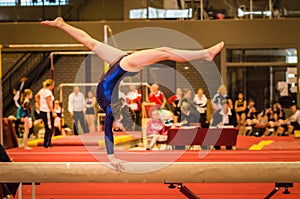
[176,54,222,99]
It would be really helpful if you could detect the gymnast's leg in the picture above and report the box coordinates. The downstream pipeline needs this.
[41,17,125,65]
[120,42,224,72]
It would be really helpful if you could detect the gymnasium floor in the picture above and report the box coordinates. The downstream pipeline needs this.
[6,133,300,199]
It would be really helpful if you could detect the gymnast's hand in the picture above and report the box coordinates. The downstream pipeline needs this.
[108,154,126,172]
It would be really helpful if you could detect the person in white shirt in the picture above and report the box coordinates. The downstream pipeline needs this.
[193,87,208,127]
[68,87,89,135]
[286,104,300,134]
[35,79,55,148]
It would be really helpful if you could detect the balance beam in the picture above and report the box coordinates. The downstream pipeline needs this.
[0,162,299,183]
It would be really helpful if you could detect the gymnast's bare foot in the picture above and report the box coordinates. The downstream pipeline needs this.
[206,41,224,61]
[41,17,65,27]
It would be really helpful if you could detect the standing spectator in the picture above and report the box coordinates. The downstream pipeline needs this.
[211,99,237,150]
[68,86,89,135]
[234,92,247,126]
[212,84,231,111]
[125,85,142,130]
[146,109,166,150]
[168,88,183,123]
[181,88,193,105]
[85,91,97,133]
[194,87,208,127]
[35,79,55,148]
[148,84,166,109]
[13,77,27,108]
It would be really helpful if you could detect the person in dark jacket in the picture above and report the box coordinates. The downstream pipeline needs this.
[211,99,237,150]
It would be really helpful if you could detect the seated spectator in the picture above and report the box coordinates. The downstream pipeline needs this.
[261,104,284,136]
[148,84,166,109]
[234,92,247,126]
[284,104,300,135]
[167,88,183,123]
[180,102,202,126]
[193,87,208,127]
[54,100,66,136]
[272,102,287,136]
[211,99,237,150]
[146,109,166,150]
[245,99,259,135]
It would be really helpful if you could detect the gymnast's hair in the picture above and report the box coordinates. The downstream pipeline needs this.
[112,98,136,131]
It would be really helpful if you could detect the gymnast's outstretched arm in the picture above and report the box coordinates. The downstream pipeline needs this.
[41,17,125,65]
[120,43,224,72]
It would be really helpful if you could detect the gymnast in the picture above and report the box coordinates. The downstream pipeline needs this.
[41,17,224,171]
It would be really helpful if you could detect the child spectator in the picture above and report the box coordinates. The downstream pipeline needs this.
[146,108,166,150]
[54,100,66,136]
[16,89,33,150]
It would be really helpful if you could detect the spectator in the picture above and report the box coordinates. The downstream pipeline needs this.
[245,99,259,135]
[53,100,66,136]
[271,102,287,135]
[211,99,237,150]
[181,88,193,106]
[35,79,55,148]
[193,87,208,127]
[68,86,89,135]
[261,105,281,136]
[85,91,97,133]
[146,108,166,150]
[15,89,33,150]
[212,84,232,111]
[167,88,183,123]
[148,84,166,108]
[285,104,300,135]
[180,102,202,126]
[245,99,259,126]
[112,98,136,132]
[125,85,142,130]
[13,77,27,108]
[234,92,247,126]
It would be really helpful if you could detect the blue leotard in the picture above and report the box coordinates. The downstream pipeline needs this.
[96,55,137,154]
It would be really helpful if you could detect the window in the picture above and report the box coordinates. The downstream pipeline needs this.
[0,0,68,6]
[0,0,16,6]
[129,7,192,19]
[20,0,68,6]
